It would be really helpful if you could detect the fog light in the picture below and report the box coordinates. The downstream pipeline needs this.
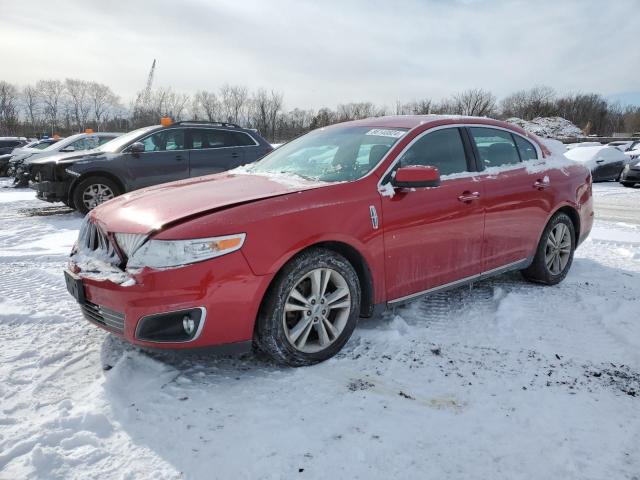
[136,308,205,343]
[182,316,195,335]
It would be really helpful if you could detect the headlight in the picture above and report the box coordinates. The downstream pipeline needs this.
[121,233,246,268]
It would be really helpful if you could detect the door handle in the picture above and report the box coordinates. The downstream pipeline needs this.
[231,152,240,159]
[458,191,480,202]
[533,178,550,189]
[175,154,183,161]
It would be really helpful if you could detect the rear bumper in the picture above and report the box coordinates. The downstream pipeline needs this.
[69,251,274,350]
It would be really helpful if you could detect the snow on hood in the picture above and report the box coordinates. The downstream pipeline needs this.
[90,171,328,235]
[506,117,582,139]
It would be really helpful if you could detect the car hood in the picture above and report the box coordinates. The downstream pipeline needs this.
[90,172,328,235]
[28,149,100,165]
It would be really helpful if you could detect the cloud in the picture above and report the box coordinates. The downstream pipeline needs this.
[1,0,638,109]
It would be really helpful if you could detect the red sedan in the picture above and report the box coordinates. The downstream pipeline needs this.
[65,116,593,366]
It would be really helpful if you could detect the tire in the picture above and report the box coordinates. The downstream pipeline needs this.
[621,182,635,188]
[521,212,576,285]
[72,176,122,214]
[255,248,361,366]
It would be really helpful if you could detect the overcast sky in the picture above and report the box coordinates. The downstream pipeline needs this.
[2,0,639,109]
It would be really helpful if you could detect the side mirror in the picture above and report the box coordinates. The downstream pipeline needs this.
[61,146,75,152]
[129,142,145,154]
[391,165,441,189]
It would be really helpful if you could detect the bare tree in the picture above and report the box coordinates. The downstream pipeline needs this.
[448,88,497,116]
[395,99,433,115]
[88,82,119,130]
[220,84,248,124]
[249,89,284,141]
[501,86,557,120]
[193,90,219,121]
[22,85,42,136]
[36,79,65,134]
[153,87,190,121]
[0,81,20,135]
[65,78,93,131]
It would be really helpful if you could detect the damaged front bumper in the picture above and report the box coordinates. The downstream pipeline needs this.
[65,252,272,352]
[31,163,73,203]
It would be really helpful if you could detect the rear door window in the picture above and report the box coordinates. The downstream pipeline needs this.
[398,127,469,176]
[513,135,538,161]
[469,127,522,168]
[190,129,256,149]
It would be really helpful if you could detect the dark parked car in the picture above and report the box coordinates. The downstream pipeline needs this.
[563,145,627,182]
[620,158,640,187]
[0,137,29,176]
[10,132,120,186]
[31,121,273,213]
[0,137,29,155]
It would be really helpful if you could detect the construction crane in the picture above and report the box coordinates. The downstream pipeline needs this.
[142,59,156,107]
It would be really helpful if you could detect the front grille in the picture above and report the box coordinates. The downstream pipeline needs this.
[81,301,125,334]
[77,217,120,263]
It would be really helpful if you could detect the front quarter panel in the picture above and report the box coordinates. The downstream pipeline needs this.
[155,178,386,303]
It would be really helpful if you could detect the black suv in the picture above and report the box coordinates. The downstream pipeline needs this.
[31,121,273,213]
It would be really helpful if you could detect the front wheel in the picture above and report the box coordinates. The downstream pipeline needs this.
[255,248,361,366]
[522,212,576,285]
[621,182,636,188]
[72,176,122,214]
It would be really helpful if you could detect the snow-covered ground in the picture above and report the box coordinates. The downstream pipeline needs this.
[1,179,639,479]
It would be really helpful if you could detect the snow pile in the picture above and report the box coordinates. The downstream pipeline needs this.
[507,117,583,139]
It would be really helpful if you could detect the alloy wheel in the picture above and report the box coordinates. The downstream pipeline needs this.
[545,223,571,275]
[82,183,115,210]
[282,267,351,353]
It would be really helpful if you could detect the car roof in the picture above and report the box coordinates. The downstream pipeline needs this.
[335,115,531,133]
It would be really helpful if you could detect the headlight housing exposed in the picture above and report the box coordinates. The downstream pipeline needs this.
[116,233,246,268]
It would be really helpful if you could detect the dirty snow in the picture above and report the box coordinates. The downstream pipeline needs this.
[507,116,583,138]
[1,178,640,479]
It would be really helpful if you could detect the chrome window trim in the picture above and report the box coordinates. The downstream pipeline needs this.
[128,127,259,154]
[375,123,544,192]
[190,127,260,149]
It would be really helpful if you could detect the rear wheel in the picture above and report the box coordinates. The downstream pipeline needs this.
[255,248,361,366]
[522,212,575,285]
[621,182,635,188]
[72,176,121,214]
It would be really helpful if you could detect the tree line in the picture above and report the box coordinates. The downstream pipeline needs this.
[1,79,639,142]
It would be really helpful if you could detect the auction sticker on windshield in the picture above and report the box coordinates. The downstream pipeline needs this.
[365,129,406,138]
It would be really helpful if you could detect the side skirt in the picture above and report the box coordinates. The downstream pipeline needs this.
[385,257,532,308]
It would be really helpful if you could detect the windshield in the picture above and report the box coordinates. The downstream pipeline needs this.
[98,126,159,153]
[41,134,84,151]
[249,126,407,182]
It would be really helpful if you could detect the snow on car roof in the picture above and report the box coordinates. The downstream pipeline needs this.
[564,145,626,162]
